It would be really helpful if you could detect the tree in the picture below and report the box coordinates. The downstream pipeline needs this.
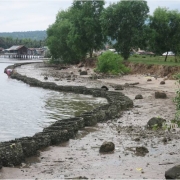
[68,0,105,58]
[149,8,180,61]
[46,0,105,63]
[101,0,149,60]
[47,10,81,63]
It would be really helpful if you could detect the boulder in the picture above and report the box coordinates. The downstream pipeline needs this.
[147,117,166,129]
[165,165,180,179]
[155,91,167,99]
[99,141,115,153]
[135,94,143,99]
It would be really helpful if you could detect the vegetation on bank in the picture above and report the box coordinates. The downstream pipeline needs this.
[96,51,130,74]
[128,55,180,66]
[46,0,180,64]
[0,30,47,49]
[0,30,47,40]
[0,36,46,49]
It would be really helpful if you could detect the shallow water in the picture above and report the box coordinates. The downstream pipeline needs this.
[0,58,107,142]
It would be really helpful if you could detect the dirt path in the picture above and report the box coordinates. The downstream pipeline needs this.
[0,63,180,179]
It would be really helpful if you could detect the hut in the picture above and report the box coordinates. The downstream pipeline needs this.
[5,45,28,58]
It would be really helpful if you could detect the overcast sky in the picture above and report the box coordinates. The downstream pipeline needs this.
[0,0,180,32]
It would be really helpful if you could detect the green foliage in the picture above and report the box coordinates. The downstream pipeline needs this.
[0,36,45,49]
[96,51,130,74]
[47,10,81,64]
[129,55,180,66]
[149,8,180,61]
[152,124,159,131]
[68,0,105,58]
[46,1,105,63]
[0,31,46,41]
[101,0,149,60]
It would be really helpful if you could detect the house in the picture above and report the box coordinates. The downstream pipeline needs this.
[6,45,28,55]
[28,48,37,55]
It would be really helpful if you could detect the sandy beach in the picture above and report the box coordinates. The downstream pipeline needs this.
[0,62,180,179]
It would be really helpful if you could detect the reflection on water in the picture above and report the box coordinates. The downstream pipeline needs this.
[41,91,107,127]
[0,58,107,142]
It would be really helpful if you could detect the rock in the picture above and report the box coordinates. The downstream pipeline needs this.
[162,137,168,143]
[155,91,167,99]
[101,86,108,91]
[135,146,149,156]
[147,117,166,129]
[160,81,165,85]
[129,82,140,85]
[134,138,140,141]
[147,79,152,81]
[113,85,124,90]
[44,76,48,80]
[80,71,88,75]
[124,83,130,87]
[99,141,115,153]
[135,94,143,99]
[165,165,180,179]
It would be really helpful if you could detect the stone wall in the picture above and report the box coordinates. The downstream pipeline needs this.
[0,63,133,168]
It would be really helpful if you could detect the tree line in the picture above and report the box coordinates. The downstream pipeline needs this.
[0,31,47,41]
[46,0,180,63]
[0,37,46,49]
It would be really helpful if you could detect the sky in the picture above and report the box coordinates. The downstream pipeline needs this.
[0,0,180,32]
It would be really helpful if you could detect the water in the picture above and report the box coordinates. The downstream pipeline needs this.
[0,58,107,142]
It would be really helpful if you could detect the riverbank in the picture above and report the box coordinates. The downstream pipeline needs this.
[1,62,180,179]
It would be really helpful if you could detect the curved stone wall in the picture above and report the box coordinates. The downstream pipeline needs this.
[0,63,133,168]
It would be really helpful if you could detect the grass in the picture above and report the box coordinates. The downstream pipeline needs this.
[127,55,180,66]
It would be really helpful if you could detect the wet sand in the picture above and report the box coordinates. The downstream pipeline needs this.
[0,63,180,179]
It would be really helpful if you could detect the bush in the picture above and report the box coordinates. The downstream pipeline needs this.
[96,51,130,75]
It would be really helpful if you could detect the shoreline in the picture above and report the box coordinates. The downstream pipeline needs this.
[1,62,180,179]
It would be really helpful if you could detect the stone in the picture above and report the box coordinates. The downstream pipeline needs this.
[101,86,108,91]
[135,94,143,99]
[113,85,124,90]
[160,81,165,85]
[99,141,115,153]
[165,165,180,179]
[147,79,152,81]
[155,91,167,99]
[135,146,149,156]
[44,76,48,80]
[147,117,166,129]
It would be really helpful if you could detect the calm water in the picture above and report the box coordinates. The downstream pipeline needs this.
[0,58,107,142]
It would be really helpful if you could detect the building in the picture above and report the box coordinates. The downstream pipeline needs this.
[6,45,28,55]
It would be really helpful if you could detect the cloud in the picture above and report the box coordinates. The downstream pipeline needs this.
[0,0,180,32]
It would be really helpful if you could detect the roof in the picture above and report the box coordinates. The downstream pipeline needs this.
[6,45,25,51]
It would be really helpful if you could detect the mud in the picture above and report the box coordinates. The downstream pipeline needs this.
[1,62,180,179]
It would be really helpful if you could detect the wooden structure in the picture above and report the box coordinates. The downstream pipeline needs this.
[2,45,44,59]
[4,45,28,58]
